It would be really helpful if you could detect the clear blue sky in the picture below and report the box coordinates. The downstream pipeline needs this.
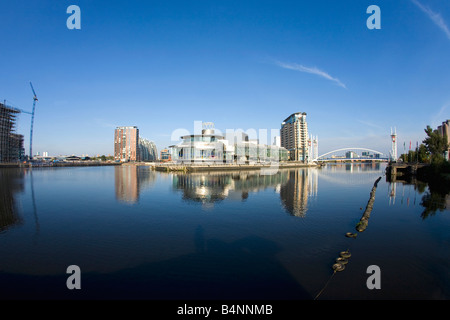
[1,0,449,157]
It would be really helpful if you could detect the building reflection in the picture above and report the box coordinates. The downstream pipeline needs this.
[172,168,319,216]
[0,169,25,231]
[280,168,318,217]
[114,165,156,203]
[172,170,290,206]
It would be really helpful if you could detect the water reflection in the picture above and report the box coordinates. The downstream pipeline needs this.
[113,163,448,218]
[280,169,318,217]
[114,165,156,204]
[387,175,449,219]
[0,169,25,231]
[172,170,289,206]
[171,168,319,216]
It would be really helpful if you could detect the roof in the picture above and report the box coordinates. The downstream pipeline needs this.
[283,112,307,123]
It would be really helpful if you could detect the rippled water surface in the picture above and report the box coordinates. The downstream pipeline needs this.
[0,163,448,299]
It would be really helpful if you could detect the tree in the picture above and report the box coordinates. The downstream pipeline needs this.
[399,143,429,163]
[423,125,448,162]
[417,143,429,163]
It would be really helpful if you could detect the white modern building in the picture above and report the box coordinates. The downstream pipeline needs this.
[169,122,288,164]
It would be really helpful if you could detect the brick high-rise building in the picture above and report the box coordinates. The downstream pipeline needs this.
[280,112,309,162]
[114,126,139,162]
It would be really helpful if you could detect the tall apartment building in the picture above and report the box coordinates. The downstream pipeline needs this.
[280,112,309,162]
[114,126,139,162]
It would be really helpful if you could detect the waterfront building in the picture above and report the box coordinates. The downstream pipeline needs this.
[0,102,25,163]
[169,123,230,163]
[280,112,309,162]
[139,138,158,162]
[160,149,171,162]
[346,151,358,159]
[169,122,288,163]
[437,120,449,160]
[114,126,139,162]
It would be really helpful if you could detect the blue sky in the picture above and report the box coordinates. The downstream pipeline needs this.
[1,0,449,157]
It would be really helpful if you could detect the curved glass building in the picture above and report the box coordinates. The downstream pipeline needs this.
[139,138,158,162]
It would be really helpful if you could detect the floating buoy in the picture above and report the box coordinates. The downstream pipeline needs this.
[340,250,351,259]
[332,263,345,272]
[336,257,348,264]
[345,232,357,238]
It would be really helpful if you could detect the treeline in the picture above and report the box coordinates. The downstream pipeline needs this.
[400,125,449,184]
[87,155,114,161]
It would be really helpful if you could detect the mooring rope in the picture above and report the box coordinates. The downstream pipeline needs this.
[314,175,382,300]
[313,246,353,300]
[314,271,336,300]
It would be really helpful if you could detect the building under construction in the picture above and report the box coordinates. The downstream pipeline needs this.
[0,102,25,163]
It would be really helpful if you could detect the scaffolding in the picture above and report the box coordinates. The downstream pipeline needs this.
[0,101,25,163]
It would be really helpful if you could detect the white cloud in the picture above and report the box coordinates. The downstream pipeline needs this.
[275,60,347,89]
[430,102,449,128]
[356,119,385,130]
[411,0,450,40]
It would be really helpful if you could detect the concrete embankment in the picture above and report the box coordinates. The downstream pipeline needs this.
[385,162,428,181]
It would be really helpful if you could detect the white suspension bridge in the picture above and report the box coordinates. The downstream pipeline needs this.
[312,147,389,162]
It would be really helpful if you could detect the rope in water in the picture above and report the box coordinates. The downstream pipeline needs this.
[314,248,351,300]
[314,175,382,300]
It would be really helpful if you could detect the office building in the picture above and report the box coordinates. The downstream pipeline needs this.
[160,149,171,162]
[114,126,139,162]
[346,151,358,159]
[280,112,309,162]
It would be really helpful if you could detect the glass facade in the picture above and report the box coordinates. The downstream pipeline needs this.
[170,124,288,164]
[139,138,158,161]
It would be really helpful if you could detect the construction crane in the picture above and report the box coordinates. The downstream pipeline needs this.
[29,82,38,160]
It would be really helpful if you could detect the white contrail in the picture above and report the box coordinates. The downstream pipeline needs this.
[411,0,450,40]
[275,60,347,89]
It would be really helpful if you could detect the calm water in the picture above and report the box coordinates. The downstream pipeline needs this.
[0,163,448,300]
